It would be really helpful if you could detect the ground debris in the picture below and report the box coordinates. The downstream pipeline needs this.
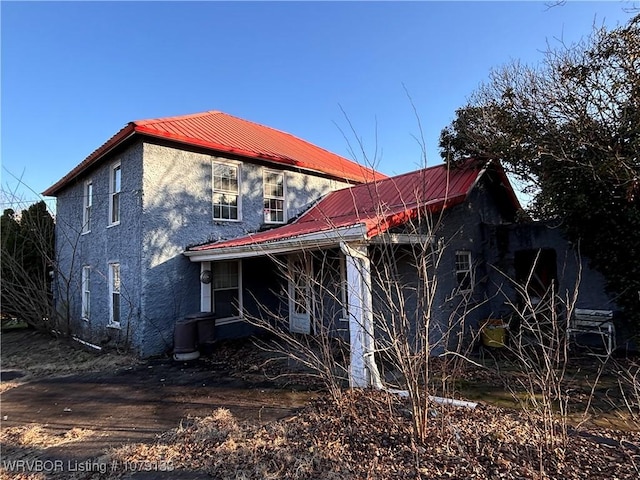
[106,389,640,480]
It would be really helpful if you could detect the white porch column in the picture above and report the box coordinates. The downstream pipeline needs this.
[340,242,382,389]
[200,261,212,312]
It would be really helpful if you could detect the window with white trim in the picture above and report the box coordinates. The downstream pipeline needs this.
[263,170,285,223]
[109,162,121,225]
[82,180,93,233]
[212,260,242,322]
[81,266,91,320]
[455,251,473,292]
[212,162,240,221]
[108,263,121,326]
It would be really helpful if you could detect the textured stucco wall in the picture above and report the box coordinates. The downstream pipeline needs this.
[369,177,512,355]
[53,142,144,351]
[429,179,508,353]
[138,142,350,356]
[483,222,617,316]
[52,138,351,357]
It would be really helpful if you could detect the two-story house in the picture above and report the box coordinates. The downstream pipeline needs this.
[43,110,385,357]
[45,110,619,377]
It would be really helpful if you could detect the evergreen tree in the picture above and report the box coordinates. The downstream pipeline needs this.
[1,201,55,327]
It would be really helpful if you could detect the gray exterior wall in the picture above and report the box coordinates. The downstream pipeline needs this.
[368,177,617,356]
[368,177,511,355]
[138,142,350,356]
[53,139,351,357]
[53,141,144,351]
[483,222,616,316]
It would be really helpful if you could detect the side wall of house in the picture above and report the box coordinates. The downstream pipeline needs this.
[483,223,617,319]
[429,182,509,354]
[370,244,425,352]
[53,142,144,351]
[369,176,515,356]
[138,142,350,357]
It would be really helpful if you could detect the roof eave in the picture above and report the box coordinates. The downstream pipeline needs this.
[42,124,137,196]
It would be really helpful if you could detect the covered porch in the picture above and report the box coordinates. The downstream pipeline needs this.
[183,162,485,387]
[185,225,432,388]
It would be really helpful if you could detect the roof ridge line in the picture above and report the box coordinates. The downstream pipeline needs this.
[214,112,381,174]
[134,110,221,126]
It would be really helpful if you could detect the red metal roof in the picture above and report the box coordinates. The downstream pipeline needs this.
[189,160,502,253]
[43,111,386,196]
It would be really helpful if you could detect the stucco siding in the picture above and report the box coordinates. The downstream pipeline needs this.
[138,142,350,357]
[483,223,617,316]
[53,142,144,351]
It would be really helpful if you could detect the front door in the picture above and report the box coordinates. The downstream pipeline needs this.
[288,254,312,334]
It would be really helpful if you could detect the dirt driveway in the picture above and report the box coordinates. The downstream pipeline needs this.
[0,330,316,477]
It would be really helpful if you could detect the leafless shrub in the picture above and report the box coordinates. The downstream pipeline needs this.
[494,250,582,472]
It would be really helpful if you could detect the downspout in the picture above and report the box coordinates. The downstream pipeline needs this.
[340,241,383,389]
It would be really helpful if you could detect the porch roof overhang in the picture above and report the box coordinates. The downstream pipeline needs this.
[185,224,369,262]
[185,196,461,263]
[184,160,508,263]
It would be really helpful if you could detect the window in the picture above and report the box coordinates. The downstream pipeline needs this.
[455,251,473,292]
[212,162,240,220]
[81,266,91,320]
[108,263,121,326]
[82,180,93,233]
[263,170,285,223]
[109,163,121,225]
[212,260,241,322]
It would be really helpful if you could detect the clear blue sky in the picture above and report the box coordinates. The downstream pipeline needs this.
[1,1,636,210]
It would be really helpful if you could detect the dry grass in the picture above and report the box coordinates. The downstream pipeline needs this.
[0,471,47,480]
[105,391,640,479]
[107,406,348,479]
[2,330,639,479]
[0,380,22,395]
[0,330,138,393]
[0,425,96,449]
[0,425,100,480]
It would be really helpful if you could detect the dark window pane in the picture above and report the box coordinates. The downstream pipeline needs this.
[112,293,120,323]
[112,193,120,223]
[214,289,239,318]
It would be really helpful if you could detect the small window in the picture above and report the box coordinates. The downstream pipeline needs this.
[212,162,240,221]
[263,170,285,223]
[455,251,473,292]
[109,163,121,225]
[81,266,91,320]
[212,260,241,321]
[82,180,93,233]
[109,263,121,326]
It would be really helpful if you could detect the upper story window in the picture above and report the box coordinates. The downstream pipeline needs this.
[263,170,285,224]
[455,251,473,292]
[212,161,240,221]
[82,180,93,233]
[109,162,121,226]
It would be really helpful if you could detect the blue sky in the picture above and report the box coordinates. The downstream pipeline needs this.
[1,1,636,210]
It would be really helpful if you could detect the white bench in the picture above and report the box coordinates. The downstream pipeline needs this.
[568,309,616,355]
